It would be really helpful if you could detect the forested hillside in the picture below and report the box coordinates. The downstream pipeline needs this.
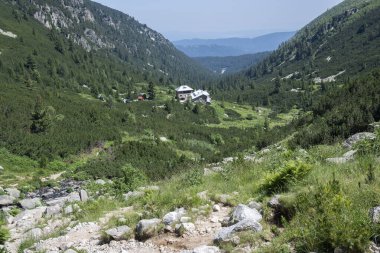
[0,0,212,100]
[209,0,380,108]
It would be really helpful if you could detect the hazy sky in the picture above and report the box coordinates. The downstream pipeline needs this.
[93,0,343,41]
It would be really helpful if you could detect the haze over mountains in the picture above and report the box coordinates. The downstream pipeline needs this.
[173,32,296,57]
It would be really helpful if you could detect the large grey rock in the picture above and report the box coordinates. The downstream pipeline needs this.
[46,197,68,207]
[124,191,145,201]
[214,219,262,243]
[45,205,62,218]
[176,222,196,235]
[26,228,43,239]
[0,195,15,206]
[80,190,89,202]
[163,208,186,225]
[343,132,376,149]
[247,201,262,212]
[64,205,74,215]
[229,204,262,225]
[136,218,162,240]
[105,225,132,241]
[370,206,380,223]
[20,198,41,209]
[67,192,81,202]
[182,246,221,253]
[5,188,20,199]
[326,150,357,164]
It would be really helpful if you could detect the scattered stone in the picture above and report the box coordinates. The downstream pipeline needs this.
[105,226,132,241]
[163,208,186,225]
[370,206,380,223]
[343,132,376,149]
[64,205,74,215]
[46,197,68,207]
[326,150,357,164]
[67,192,81,202]
[213,204,221,212]
[95,179,106,185]
[136,218,162,240]
[229,204,262,225]
[214,219,262,243]
[0,195,15,207]
[369,242,380,253]
[45,205,61,218]
[222,157,235,164]
[20,198,41,210]
[124,191,145,201]
[175,222,196,236]
[5,188,20,199]
[247,201,262,212]
[137,186,160,192]
[80,190,89,202]
[26,228,43,239]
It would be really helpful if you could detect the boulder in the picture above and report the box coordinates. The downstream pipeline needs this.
[64,205,74,215]
[26,228,43,239]
[46,197,68,207]
[20,198,41,209]
[80,190,89,202]
[124,191,145,201]
[5,188,20,199]
[0,195,15,207]
[175,222,196,236]
[135,218,162,240]
[213,204,221,212]
[247,201,262,212]
[163,208,186,225]
[45,205,62,218]
[67,192,81,202]
[229,204,262,225]
[326,150,357,164]
[370,206,380,223]
[214,219,262,243]
[343,132,376,149]
[105,225,132,241]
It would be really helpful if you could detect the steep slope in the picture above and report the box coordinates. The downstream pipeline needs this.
[173,32,295,57]
[209,0,380,108]
[194,52,271,75]
[0,0,212,97]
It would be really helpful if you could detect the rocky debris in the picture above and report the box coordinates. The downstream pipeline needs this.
[84,28,114,49]
[136,218,162,240]
[343,132,376,149]
[244,154,256,162]
[213,205,221,212]
[28,180,83,201]
[222,157,236,164]
[5,188,21,199]
[214,219,262,243]
[105,225,132,241]
[0,195,15,207]
[26,228,43,239]
[204,167,223,176]
[370,206,380,223]
[163,208,186,226]
[180,217,192,223]
[80,190,89,202]
[124,191,145,201]
[0,28,17,38]
[229,204,262,225]
[67,192,81,203]
[45,205,62,218]
[20,198,42,210]
[176,222,196,236]
[181,246,221,253]
[247,201,262,213]
[369,242,380,253]
[326,150,357,164]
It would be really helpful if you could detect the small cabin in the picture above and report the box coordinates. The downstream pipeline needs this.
[191,90,211,104]
[175,85,194,103]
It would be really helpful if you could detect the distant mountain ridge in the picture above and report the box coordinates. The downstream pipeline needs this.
[173,32,296,57]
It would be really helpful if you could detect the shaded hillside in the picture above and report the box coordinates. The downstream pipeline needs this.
[174,32,295,57]
[0,0,212,99]
[194,52,270,74]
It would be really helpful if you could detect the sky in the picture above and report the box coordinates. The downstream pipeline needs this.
[93,0,344,41]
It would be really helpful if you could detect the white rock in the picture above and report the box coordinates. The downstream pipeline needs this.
[20,198,41,209]
[163,208,186,225]
[229,204,262,225]
[80,189,89,202]
[67,192,81,202]
[343,132,376,149]
[247,201,262,212]
[26,228,43,239]
[95,179,106,185]
[184,246,221,253]
[5,188,20,199]
[124,191,144,201]
[214,219,262,243]
[105,225,132,241]
[136,218,162,240]
[180,217,191,223]
[64,205,74,214]
[213,204,221,212]
[176,222,196,235]
[370,206,380,223]
[45,205,62,218]
[0,195,15,206]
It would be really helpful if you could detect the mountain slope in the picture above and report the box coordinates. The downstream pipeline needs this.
[194,52,271,74]
[209,0,380,108]
[0,0,212,97]
[173,32,295,57]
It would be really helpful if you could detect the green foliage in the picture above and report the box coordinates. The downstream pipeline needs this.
[0,212,10,245]
[289,179,372,253]
[260,160,311,194]
[182,168,203,187]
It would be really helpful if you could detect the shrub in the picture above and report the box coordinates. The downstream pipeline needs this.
[260,160,311,194]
